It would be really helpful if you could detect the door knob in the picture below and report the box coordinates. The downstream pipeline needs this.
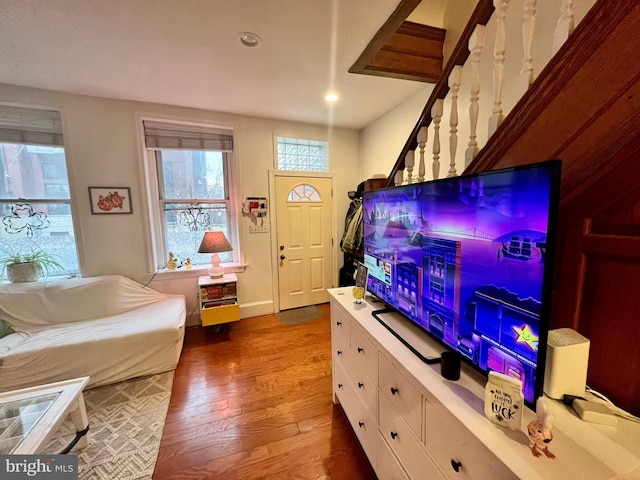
[279,245,285,250]
[280,255,285,260]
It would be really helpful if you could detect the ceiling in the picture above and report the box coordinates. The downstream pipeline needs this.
[0,0,438,130]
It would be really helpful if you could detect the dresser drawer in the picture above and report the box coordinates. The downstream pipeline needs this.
[334,332,376,417]
[333,356,350,402]
[425,399,517,480]
[201,302,239,326]
[350,364,377,418]
[376,431,413,480]
[330,301,350,343]
[334,364,377,464]
[333,332,350,368]
[379,352,423,440]
[350,323,378,381]
[380,393,441,480]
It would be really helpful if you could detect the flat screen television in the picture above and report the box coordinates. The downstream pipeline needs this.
[362,160,561,408]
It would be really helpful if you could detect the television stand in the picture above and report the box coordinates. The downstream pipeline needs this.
[329,287,640,480]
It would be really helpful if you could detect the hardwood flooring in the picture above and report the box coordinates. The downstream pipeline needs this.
[153,303,377,479]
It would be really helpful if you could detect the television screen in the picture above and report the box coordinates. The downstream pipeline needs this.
[362,160,561,407]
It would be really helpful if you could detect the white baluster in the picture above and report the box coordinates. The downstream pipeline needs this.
[519,0,537,95]
[465,25,486,168]
[448,66,463,178]
[394,170,404,187]
[431,99,443,180]
[552,0,574,54]
[405,151,415,184]
[417,127,427,182]
[489,1,509,137]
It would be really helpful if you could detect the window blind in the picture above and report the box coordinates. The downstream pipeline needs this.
[0,106,64,147]
[143,120,233,152]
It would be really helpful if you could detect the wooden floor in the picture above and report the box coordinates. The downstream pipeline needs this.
[153,303,377,479]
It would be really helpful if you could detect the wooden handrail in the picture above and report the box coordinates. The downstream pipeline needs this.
[385,0,494,187]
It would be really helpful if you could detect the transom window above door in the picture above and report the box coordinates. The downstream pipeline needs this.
[287,184,322,202]
[276,137,329,172]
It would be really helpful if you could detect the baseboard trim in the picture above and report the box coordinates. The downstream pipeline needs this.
[240,300,274,319]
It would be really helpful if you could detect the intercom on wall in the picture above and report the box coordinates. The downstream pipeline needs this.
[242,197,268,218]
[243,197,269,233]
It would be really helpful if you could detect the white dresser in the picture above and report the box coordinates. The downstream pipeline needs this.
[329,287,640,480]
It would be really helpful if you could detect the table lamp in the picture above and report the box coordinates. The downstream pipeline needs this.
[198,231,232,278]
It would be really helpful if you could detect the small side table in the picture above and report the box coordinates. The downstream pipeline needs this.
[198,274,240,327]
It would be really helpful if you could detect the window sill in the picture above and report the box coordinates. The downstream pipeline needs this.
[149,263,247,280]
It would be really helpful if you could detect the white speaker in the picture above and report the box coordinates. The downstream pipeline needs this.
[543,328,590,400]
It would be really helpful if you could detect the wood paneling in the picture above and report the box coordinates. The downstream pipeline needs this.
[579,255,640,415]
[550,140,640,416]
[349,0,445,83]
[153,305,376,479]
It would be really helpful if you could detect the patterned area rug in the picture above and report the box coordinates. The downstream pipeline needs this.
[45,371,174,480]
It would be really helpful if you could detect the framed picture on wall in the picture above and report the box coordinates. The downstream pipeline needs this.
[89,187,132,214]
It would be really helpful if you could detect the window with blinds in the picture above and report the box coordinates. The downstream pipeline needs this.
[142,120,239,269]
[0,105,79,278]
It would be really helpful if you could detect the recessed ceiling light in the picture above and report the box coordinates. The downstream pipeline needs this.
[324,93,339,102]
[237,32,261,48]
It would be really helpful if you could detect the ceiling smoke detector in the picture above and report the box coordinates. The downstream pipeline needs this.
[237,32,261,48]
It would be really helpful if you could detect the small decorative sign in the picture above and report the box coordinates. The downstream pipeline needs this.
[355,262,368,288]
[352,263,369,304]
[89,187,132,214]
[484,371,523,431]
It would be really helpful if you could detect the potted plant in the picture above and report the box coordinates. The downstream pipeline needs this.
[0,249,64,283]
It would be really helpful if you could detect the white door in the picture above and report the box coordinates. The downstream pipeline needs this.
[275,176,333,310]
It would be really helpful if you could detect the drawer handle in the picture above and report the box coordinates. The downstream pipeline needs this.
[358,382,364,389]
[337,350,342,355]
[337,383,343,389]
[451,460,462,473]
[358,421,364,428]
[390,431,398,440]
[357,347,364,353]
[390,387,399,395]
[336,321,342,326]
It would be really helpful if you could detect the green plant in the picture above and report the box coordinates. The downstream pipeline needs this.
[0,249,64,278]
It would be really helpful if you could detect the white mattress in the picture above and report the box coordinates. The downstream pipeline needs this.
[0,275,186,392]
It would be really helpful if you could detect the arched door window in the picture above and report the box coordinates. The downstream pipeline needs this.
[287,184,322,202]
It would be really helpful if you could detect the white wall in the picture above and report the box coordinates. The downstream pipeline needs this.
[359,86,433,181]
[0,83,360,324]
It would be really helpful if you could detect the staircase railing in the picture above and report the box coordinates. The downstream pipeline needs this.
[385,0,590,187]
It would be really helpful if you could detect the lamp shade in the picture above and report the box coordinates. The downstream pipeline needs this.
[198,231,232,278]
[198,231,232,254]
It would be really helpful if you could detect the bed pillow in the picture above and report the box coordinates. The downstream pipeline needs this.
[0,319,14,339]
